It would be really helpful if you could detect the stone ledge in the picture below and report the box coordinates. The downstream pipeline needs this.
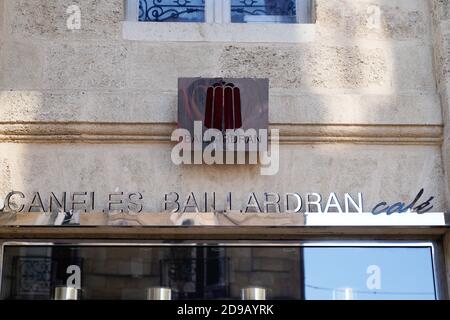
[122,21,316,43]
[0,122,442,145]
[0,226,447,240]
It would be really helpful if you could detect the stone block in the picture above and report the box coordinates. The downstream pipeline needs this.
[433,30,450,88]
[0,90,440,125]
[0,41,44,89]
[0,90,44,121]
[220,43,435,92]
[315,0,428,40]
[125,91,176,123]
[270,93,441,125]
[0,158,11,197]
[0,0,4,39]
[0,90,140,122]
[389,44,436,92]
[129,43,222,91]
[44,42,128,90]
[5,0,123,40]
[441,33,450,82]
[433,0,450,22]
[219,44,388,91]
[441,83,450,123]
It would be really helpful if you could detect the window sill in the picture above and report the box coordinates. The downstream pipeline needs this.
[122,21,316,43]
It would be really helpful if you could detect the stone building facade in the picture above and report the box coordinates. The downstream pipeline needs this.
[0,0,449,299]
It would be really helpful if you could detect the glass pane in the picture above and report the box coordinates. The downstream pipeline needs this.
[0,245,302,300]
[0,244,437,300]
[231,0,297,23]
[139,0,205,22]
[304,247,436,300]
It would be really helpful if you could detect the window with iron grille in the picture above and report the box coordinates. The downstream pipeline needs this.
[127,0,313,24]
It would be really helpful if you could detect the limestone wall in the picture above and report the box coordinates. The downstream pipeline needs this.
[0,0,446,212]
[430,0,450,298]
[432,0,450,207]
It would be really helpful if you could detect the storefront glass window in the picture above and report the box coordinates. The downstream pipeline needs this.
[304,247,436,300]
[0,244,437,300]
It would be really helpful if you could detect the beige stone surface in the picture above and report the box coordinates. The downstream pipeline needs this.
[0,143,444,213]
[44,42,128,90]
[0,90,442,125]
[433,0,450,22]
[122,21,317,43]
[435,37,450,110]
[126,42,436,93]
[0,0,446,298]
[5,0,123,40]
[315,0,430,41]
[432,0,450,214]
[0,0,444,218]
[0,41,44,89]
[219,44,388,91]
[0,0,4,39]
[129,43,222,91]
[270,93,442,125]
[0,0,440,127]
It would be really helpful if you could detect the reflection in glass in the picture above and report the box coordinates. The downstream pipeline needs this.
[241,287,267,300]
[139,0,205,22]
[0,246,302,300]
[231,0,297,23]
[304,247,436,300]
[54,286,79,300]
[147,287,172,300]
[0,244,438,300]
[332,287,355,300]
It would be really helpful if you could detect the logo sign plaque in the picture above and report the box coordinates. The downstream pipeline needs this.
[173,78,279,174]
[178,77,269,137]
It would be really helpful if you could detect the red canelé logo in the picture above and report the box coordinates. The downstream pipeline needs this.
[204,81,242,131]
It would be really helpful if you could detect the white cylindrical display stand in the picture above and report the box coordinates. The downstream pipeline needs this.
[147,287,172,300]
[54,286,79,300]
[241,287,267,300]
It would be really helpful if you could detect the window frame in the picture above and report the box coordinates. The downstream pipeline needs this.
[126,0,313,24]
[0,240,446,300]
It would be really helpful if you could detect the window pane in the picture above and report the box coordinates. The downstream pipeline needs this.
[231,0,297,23]
[0,244,438,300]
[0,245,302,300]
[304,247,436,300]
[139,0,205,22]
